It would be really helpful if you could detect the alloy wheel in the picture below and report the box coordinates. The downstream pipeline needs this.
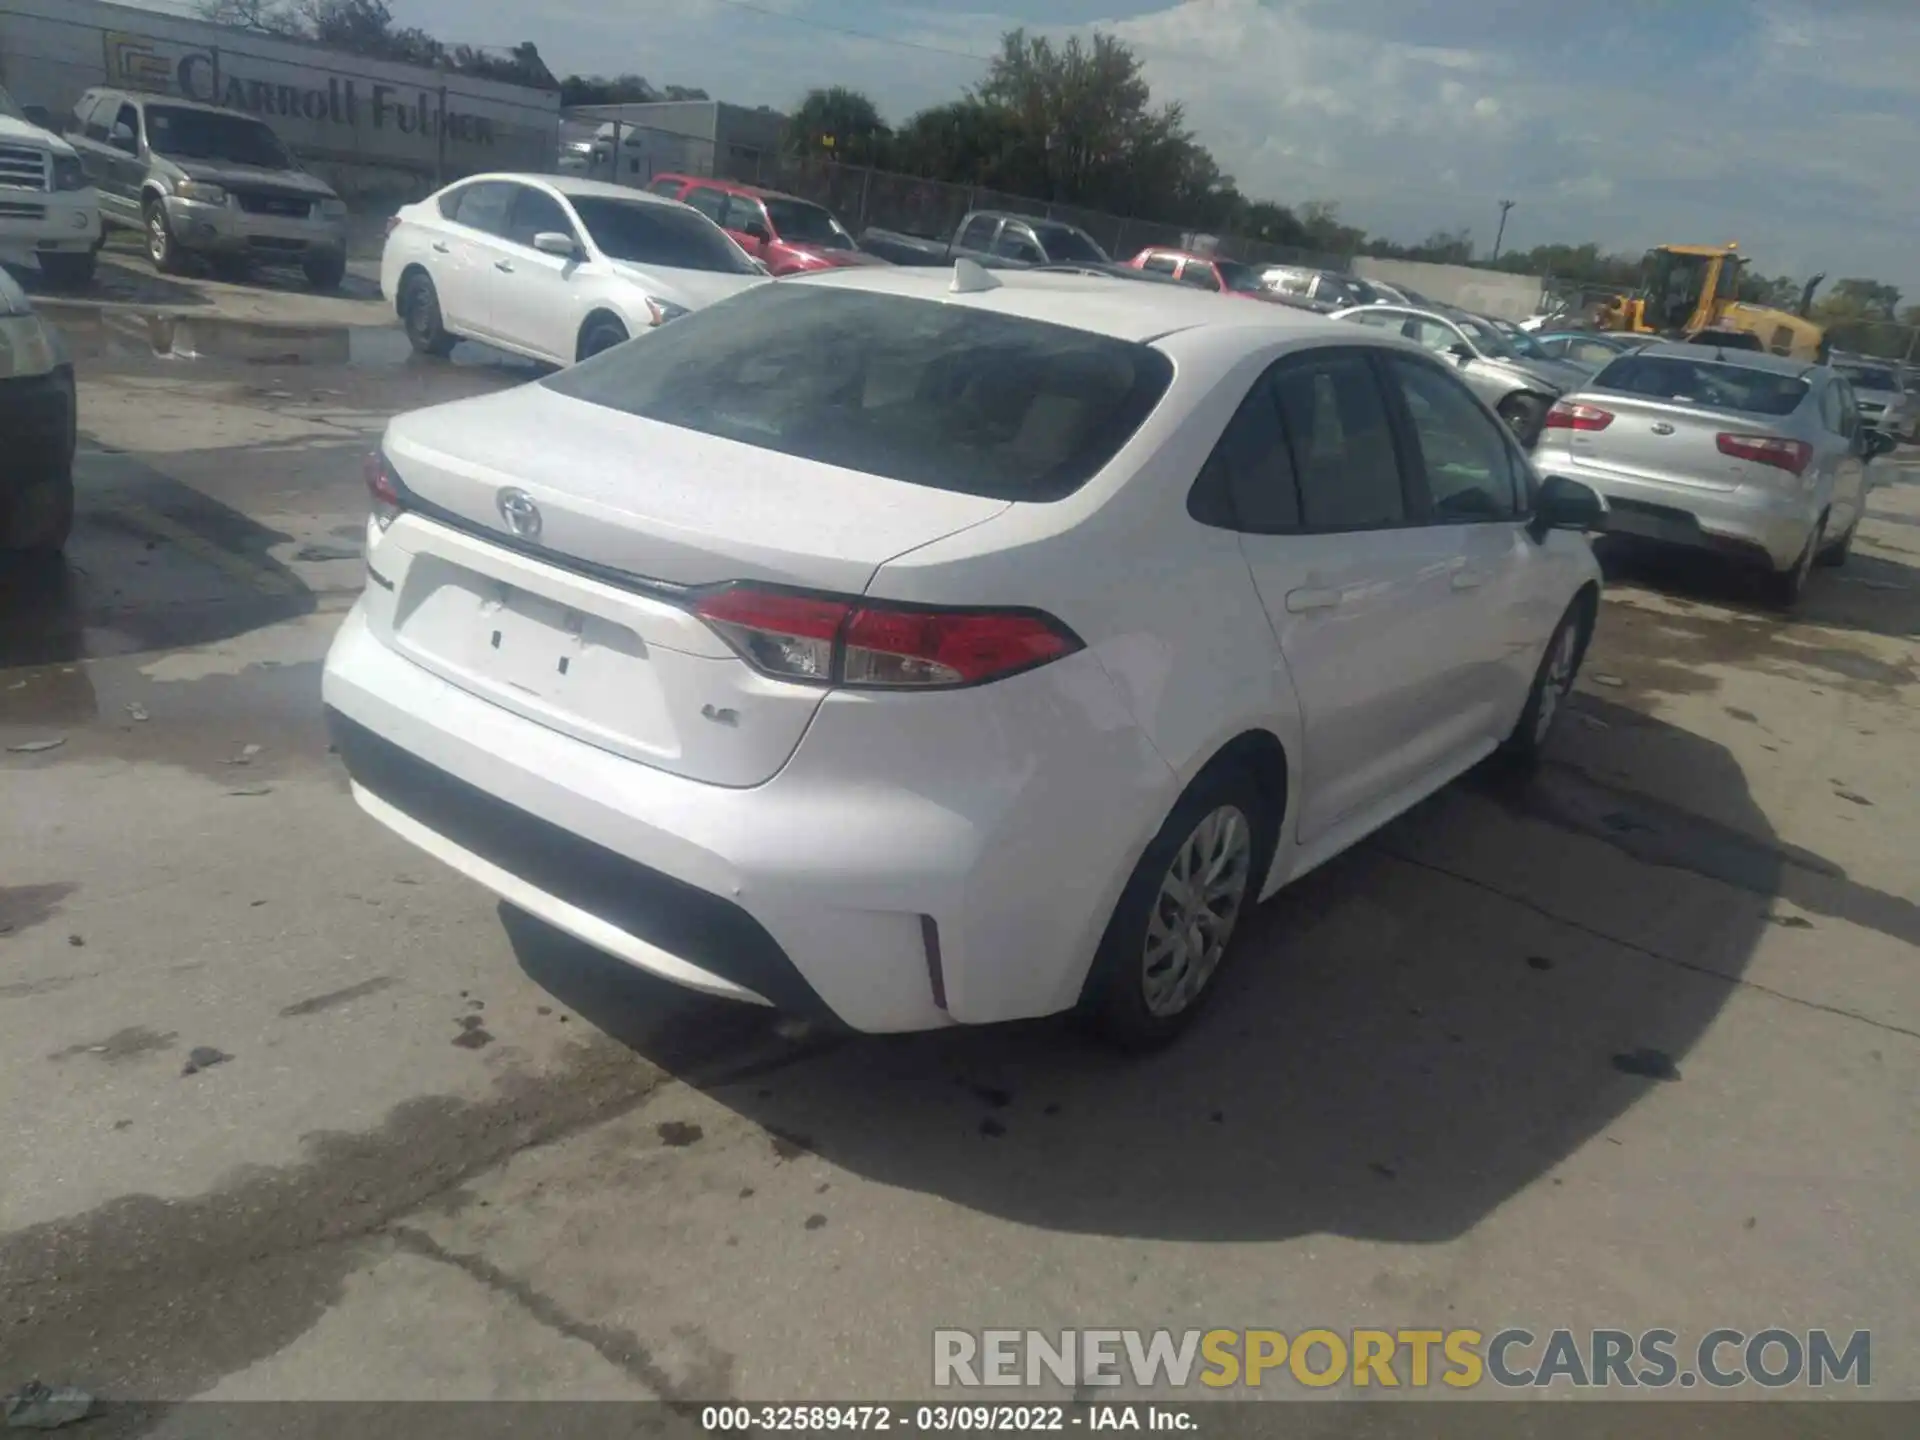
[1141,805,1253,1018]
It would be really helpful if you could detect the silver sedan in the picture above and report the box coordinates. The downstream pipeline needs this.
[1532,343,1897,605]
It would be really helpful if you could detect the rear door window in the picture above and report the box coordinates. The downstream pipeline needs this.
[646,178,686,198]
[958,215,998,250]
[684,186,729,222]
[992,225,1043,263]
[543,284,1174,502]
[1271,351,1408,530]
[451,181,514,237]
[721,194,767,235]
[1177,262,1220,291]
[1140,253,1178,277]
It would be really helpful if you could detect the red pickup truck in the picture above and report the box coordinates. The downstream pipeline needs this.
[645,174,884,276]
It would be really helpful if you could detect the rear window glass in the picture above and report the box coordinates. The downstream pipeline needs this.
[543,285,1174,501]
[1589,355,1809,417]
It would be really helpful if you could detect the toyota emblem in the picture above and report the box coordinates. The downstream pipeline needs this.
[496,487,542,541]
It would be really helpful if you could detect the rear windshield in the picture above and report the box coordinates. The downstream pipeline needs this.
[1589,354,1809,417]
[1033,223,1108,265]
[543,284,1174,501]
[764,197,851,250]
[571,197,759,274]
[1836,363,1899,391]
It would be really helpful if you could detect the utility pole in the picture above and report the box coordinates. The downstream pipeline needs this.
[1491,199,1516,262]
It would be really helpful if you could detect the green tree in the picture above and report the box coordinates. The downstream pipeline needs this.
[1824,277,1902,322]
[448,41,556,89]
[788,86,891,165]
[892,100,1022,183]
[294,0,443,66]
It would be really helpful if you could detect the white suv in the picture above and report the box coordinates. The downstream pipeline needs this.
[323,267,1604,1046]
[0,85,101,287]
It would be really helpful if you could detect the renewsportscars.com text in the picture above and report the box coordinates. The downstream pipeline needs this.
[933,1327,1871,1391]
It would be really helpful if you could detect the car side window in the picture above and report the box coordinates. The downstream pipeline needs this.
[646,179,684,198]
[1408,317,1460,355]
[721,195,765,234]
[1347,311,1398,329]
[1830,380,1858,437]
[958,216,998,250]
[504,185,574,248]
[1141,253,1178,276]
[1189,376,1301,532]
[1272,351,1407,530]
[684,186,728,222]
[1387,356,1518,522]
[112,102,141,150]
[451,181,514,237]
[1177,262,1220,291]
[78,97,110,142]
[992,225,1043,262]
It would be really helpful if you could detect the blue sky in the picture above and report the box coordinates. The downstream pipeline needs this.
[148,0,1920,297]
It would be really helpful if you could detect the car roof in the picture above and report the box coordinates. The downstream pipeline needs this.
[452,173,683,207]
[790,262,1342,345]
[648,172,811,206]
[97,90,257,119]
[1636,340,1817,377]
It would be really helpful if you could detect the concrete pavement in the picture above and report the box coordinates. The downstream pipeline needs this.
[1,333,1915,1422]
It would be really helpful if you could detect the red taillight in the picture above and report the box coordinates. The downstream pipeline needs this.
[690,585,1082,689]
[1544,400,1614,432]
[364,451,405,529]
[1717,433,1812,476]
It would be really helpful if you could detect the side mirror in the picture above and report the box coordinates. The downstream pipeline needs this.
[1531,475,1607,539]
[23,104,51,130]
[109,122,136,152]
[532,231,579,258]
[1863,428,1899,460]
[742,221,770,243]
[1449,342,1474,363]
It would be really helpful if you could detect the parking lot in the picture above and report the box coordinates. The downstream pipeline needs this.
[2,264,1918,1422]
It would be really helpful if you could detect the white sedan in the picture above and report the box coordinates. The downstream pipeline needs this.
[323,263,1605,1046]
[380,173,768,366]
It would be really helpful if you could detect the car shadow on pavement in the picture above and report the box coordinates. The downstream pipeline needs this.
[4,257,209,311]
[505,694,1901,1245]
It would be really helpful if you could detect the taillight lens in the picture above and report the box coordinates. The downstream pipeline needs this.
[691,584,1082,689]
[364,451,405,530]
[1544,401,1614,432]
[1717,433,1812,476]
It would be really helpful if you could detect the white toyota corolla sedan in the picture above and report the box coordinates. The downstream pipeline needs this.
[381,173,768,366]
[322,262,1605,1047]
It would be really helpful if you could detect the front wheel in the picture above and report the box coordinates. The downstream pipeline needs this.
[399,271,455,358]
[304,251,346,292]
[1498,596,1591,767]
[577,315,629,360]
[1081,766,1272,1050]
[145,199,183,274]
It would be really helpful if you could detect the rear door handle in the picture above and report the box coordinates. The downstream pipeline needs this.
[494,259,514,272]
[1450,569,1485,591]
[431,241,450,254]
[1285,586,1342,614]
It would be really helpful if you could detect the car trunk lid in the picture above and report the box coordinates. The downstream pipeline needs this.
[365,383,1009,787]
[1549,393,1782,492]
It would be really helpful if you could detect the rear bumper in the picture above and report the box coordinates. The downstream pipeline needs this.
[321,604,1174,1032]
[1535,450,1817,570]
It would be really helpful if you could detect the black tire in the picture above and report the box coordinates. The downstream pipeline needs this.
[1498,594,1592,768]
[577,314,629,360]
[144,198,183,274]
[1080,764,1276,1051]
[304,251,346,292]
[1815,518,1855,568]
[2,378,77,555]
[1764,519,1822,607]
[1499,393,1550,449]
[399,271,455,358]
[38,250,96,289]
